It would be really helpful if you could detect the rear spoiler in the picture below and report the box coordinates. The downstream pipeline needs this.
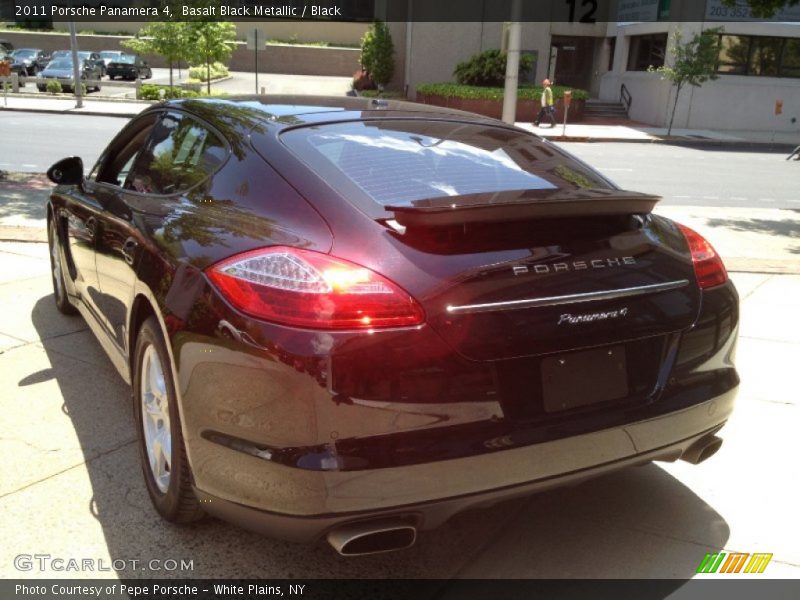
[386,190,660,228]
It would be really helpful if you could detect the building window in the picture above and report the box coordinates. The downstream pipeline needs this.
[627,34,667,71]
[717,34,800,78]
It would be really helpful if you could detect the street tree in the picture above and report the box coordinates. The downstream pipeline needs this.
[360,20,394,89]
[122,20,188,90]
[649,27,722,136]
[184,20,237,95]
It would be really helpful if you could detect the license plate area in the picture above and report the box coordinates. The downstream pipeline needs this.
[541,345,628,413]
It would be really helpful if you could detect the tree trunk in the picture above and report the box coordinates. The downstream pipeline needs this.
[668,82,682,137]
[169,59,173,90]
[206,58,211,95]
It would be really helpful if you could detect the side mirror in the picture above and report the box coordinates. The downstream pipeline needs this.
[47,157,84,186]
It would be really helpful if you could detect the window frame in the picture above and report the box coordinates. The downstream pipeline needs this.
[716,34,800,78]
[90,108,231,198]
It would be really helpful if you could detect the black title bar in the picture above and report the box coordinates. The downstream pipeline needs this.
[2,0,800,22]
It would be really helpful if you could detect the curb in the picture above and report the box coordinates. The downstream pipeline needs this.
[540,135,797,150]
[0,106,141,118]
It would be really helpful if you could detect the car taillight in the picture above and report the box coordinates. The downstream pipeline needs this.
[677,223,728,289]
[206,247,425,329]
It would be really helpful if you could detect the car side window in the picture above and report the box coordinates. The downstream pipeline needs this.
[94,114,159,187]
[125,111,227,195]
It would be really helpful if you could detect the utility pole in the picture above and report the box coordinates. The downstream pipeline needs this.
[68,18,82,108]
[501,0,522,125]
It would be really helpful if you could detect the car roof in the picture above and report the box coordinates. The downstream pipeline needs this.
[160,95,512,135]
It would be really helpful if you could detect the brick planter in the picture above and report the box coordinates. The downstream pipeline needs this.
[416,93,585,123]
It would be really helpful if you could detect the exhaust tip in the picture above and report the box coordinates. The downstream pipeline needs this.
[328,520,417,556]
[681,435,723,465]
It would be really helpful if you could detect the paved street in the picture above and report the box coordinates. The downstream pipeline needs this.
[0,241,797,579]
[0,113,124,174]
[563,143,800,210]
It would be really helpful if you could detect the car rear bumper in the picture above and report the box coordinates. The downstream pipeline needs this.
[193,386,735,543]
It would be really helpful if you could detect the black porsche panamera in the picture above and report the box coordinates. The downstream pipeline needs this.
[46,96,738,556]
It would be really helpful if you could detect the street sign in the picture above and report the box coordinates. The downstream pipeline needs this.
[247,30,266,51]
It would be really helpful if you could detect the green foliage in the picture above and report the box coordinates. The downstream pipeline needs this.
[453,49,534,87]
[188,62,229,81]
[122,21,188,62]
[122,2,189,88]
[184,13,237,94]
[358,89,404,99]
[648,27,722,135]
[45,79,62,94]
[360,20,394,87]
[136,83,227,100]
[416,82,588,101]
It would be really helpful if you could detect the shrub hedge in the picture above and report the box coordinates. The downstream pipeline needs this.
[416,82,589,101]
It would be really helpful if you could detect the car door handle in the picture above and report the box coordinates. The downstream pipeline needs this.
[122,238,138,265]
[85,216,96,239]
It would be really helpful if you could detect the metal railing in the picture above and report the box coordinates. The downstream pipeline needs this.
[620,83,632,116]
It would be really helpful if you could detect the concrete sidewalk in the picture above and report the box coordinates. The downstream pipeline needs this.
[0,241,797,579]
[2,171,797,274]
[516,121,800,148]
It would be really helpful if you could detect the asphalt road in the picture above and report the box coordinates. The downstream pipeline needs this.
[559,142,799,210]
[0,113,125,174]
[1,111,797,210]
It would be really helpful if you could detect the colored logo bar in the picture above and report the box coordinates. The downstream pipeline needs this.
[697,552,773,574]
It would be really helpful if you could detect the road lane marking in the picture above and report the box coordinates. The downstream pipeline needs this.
[702,196,719,200]
[730,197,747,201]
[758,198,776,202]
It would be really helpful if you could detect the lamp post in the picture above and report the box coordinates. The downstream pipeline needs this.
[68,17,83,108]
[501,0,522,125]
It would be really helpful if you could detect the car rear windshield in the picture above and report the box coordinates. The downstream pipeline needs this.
[113,55,135,64]
[279,119,613,211]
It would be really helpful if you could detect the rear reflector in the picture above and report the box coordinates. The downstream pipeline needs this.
[677,224,728,289]
[206,247,425,329]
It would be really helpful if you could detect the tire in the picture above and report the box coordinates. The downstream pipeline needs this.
[133,316,204,523]
[48,217,77,315]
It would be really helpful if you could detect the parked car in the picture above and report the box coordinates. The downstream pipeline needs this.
[51,50,107,77]
[98,50,125,68]
[45,97,739,556]
[106,54,152,80]
[10,48,49,75]
[36,58,102,92]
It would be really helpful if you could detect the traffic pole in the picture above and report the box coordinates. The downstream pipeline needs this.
[68,18,83,109]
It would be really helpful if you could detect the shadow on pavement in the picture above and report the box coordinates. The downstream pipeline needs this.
[0,174,50,224]
[30,292,728,583]
[705,217,800,254]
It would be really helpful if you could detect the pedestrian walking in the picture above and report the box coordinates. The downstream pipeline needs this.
[534,78,556,128]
